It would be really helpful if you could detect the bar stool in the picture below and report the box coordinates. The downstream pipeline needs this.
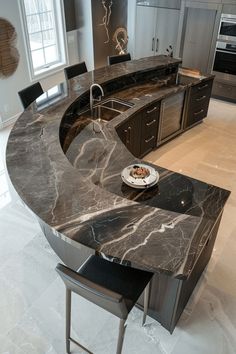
[108,53,131,66]
[18,82,44,109]
[56,255,153,354]
[64,61,88,80]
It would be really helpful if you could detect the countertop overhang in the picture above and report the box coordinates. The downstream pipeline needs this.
[6,56,229,279]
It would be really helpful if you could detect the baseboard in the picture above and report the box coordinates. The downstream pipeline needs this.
[0,113,20,130]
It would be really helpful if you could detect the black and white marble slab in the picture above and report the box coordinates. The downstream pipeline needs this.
[6,56,229,278]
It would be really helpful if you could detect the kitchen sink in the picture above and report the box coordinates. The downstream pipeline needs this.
[82,98,133,122]
[100,98,133,112]
[91,105,120,121]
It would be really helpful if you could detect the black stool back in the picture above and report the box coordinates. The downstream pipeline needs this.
[18,82,44,109]
[108,53,131,66]
[64,62,88,80]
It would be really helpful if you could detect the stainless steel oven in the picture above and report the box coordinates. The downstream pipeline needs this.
[213,41,236,76]
[218,14,236,42]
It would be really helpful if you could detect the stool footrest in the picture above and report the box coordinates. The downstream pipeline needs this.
[69,337,93,354]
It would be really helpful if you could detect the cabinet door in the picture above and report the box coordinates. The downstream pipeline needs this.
[134,6,157,59]
[155,8,180,55]
[159,91,185,141]
[181,7,216,73]
[116,114,141,158]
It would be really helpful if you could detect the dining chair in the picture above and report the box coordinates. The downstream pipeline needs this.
[56,255,153,354]
[108,53,131,66]
[18,82,44,109]
[64,61,88,80]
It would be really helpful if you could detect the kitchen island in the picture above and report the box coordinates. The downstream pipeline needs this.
[6,56,230,333]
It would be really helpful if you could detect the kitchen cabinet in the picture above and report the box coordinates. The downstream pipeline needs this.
[184,78,214,129]
[116,101,160,158]
[212,80,236,102]
[140,101,160,157]
[116,112,142,158]
[134,5,180,59]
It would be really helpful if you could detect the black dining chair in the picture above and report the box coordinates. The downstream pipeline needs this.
[108,53,131,66]
[64,61,88,80]
[56,255,153,354]
[18,82,44,109]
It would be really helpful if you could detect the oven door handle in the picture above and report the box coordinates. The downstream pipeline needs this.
[216,49,236,55]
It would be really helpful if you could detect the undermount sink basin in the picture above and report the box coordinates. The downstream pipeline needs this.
[82,98,134,122]
[100,98,133,112]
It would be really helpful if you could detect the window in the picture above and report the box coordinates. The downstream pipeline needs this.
[36,83,65,108]
[20,0,67,79]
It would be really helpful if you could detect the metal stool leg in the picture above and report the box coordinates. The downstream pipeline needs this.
[116,318,127,354]
[66,288,71,354]
[142,282,150,326]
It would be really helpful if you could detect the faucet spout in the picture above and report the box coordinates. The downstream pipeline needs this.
[90,83,104,112]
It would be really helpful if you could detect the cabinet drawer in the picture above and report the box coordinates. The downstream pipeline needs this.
[141,113,159,136]
[191,79,213,98]
[188,102,209,125]
[142,102,160,120]
[189,88,211,108]
[140,134,156,156]
[213,81,236,101]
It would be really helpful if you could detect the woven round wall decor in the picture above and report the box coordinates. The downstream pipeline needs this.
[0,18,20,78]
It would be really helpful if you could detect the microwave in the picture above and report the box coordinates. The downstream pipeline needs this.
[218,14,236,42]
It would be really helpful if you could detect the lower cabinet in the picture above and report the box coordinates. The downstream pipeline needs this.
[212,79,236,102]
[116,78,214,158]
[116,101,160,158]
[184,78,213,129]
[116,112,142,158]
[140,102,160,157]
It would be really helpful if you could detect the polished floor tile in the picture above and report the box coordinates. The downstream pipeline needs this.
[0,98,236,353]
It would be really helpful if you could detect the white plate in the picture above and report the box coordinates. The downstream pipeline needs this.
[121,163,159,189]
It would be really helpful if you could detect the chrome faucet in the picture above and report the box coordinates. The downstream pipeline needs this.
[90,83,104,112]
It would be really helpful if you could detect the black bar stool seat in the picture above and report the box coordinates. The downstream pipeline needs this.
[108,53,131,66]
[56,255,153,354]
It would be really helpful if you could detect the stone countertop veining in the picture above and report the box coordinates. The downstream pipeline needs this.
[6,56,229,279]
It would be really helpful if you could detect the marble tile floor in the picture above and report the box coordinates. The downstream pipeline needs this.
[0,98,236,354]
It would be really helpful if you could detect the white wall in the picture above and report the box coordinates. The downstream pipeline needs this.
[0,0,80,126]
[75,0,94,71]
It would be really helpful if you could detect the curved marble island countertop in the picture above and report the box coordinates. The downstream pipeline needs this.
[6,56,230,282]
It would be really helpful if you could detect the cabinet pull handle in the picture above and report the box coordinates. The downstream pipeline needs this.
[146,119,156,126]
[156,38,159,52]
[196,95,206,102]
[128,126,131,144]
[147,106,157,114]
[194,109,204,116]
[124,129,129,145]
[145,136,155,143]
[152,37,154,51]
[197,84,208,91]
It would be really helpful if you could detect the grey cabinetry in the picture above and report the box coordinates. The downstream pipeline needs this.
[179,3,221,74]
[184,78,213,129]
[159,91,185,143]
[134,5,180,59]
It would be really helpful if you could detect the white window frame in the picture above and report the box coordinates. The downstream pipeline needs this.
[19,0,68,81]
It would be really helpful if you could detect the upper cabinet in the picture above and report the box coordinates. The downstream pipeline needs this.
[134,5,180,59]
[180,7,217,73]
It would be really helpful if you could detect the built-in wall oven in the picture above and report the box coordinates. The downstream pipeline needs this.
[212,14,236,101]
[218,14,236,42]
[213,41,236,76]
